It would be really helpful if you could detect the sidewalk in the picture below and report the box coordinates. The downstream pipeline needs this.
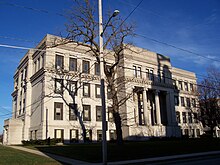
[8,146,220,165]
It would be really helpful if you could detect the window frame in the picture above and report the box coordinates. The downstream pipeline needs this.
[54,102,63,120]
[55,54,64,70]
[83,83,90,97]
[95,62,100,75]
[96,106,102,121]
[55,79,63,94]
[82,60,90,74]
[95,84,101,98]
[83,105,91,121]
[69,57,77,71]
[69,103,77,121]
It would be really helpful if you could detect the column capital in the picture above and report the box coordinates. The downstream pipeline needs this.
[143,87,148,91]
[155,89,160,94]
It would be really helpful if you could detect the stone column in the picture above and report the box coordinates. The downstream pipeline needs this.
[155,90,161,125]
[134,92,139,124]
[143,88,151,125]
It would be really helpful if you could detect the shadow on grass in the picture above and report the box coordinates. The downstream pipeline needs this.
[26,138,220,163]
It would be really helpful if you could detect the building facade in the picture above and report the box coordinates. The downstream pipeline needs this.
[3,34,203,145]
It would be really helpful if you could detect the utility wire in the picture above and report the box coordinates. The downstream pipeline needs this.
[0,35,38,44]
[0,1,65,17]
[0,42,220,83]
[135,33,220,63]
[115,0,144,31]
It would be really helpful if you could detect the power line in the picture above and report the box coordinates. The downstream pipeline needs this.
[0,1,65,17]
[0,42,219,84]
[135,33,220,63]
[0,35,38,44]
[116,0,144,31]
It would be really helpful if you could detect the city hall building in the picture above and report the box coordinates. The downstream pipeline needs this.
[3,34,203,145]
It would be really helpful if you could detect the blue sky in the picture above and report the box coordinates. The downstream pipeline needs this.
[0,0,219,134]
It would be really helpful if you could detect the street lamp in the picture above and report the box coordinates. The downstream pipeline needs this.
[98,1,119,164]
[101,9,120,37]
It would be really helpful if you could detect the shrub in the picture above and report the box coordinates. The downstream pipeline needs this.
[22,138,60,146]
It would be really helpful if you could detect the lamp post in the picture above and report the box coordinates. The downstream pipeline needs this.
[98,0,119,164]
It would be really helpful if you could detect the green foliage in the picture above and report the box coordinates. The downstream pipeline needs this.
[22,138,61,146]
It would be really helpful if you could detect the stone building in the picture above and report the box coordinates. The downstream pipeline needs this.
[3,34,202,145]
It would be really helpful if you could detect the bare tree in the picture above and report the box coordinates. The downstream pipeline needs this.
[50,0,134,144]
[198,67,220,137]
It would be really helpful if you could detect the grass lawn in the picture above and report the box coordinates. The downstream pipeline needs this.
[0,145,61,165]
[26,138,220,163]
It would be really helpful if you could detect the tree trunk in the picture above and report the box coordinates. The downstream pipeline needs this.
[113,111,123,145]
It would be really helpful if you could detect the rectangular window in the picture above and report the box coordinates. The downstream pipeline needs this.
[55,55,64,70]
[83,105,91,121]
[133,66,137,77]
[97,130,102,141]
[186,98,191,107]
[149,69,154,81]
[95,84,101,98]
[192,98,196,107]
[188,112,192,123]
[83,83,90,97]
[54,102,63,120]
[193,113,198,123]
[184,129,189,136]
[182,112,187,123]
[41,54,44,68]
[69,58,77,71]
[137,67,141,78]
[69,81,77,96]
[55,79,63,94]
[176,112,180,123]
[109,130,117,141]
[108,107,114,122]
[34,61,37,73]
[196,129,200,137]
[95,63,100,75]
[23,99,25,113]
[54,129,64,141]
[70,129,78,143]
[174,96,179,106]
[190,83,194,91]
[37,57,40,70]
[86,130,92,141]
[96,106,102,121]
[181,97,185,106]
[158,71,161,82]
[69,103,77,121]
[82,60,90,74]
[24,66,28,79]
[162,72,166,83]
[184,82,188,91]
[178,81,183,90]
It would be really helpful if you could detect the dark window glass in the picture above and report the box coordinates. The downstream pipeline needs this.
[82,60,90,74]
[95,63,100,75]
[69,58,77,71]
[55,55,64,69]
[96,106,102,121]
[54,102,63,120]
[69,103,77,121]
